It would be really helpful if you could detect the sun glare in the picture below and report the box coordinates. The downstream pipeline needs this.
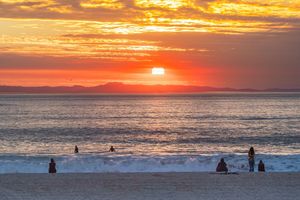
[152,67,165,75]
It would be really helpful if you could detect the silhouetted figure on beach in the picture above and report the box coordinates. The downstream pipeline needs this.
[109,146,115,152]
[216,158,228,173]
[48,158,57,174]
[74,145,79,153]
[248,147,255,172]
[258,160,265,172]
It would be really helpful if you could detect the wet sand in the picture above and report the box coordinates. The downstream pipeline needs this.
[0,172,299,200]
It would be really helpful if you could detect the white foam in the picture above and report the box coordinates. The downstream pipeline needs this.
[0,154,299,173]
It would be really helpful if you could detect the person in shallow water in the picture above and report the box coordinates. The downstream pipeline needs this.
[258,160,265,172]
[109,146,115,152]
[48,158,57,174]
[74,145,79,153]
[216,158,228,173]
[248,147,255,172]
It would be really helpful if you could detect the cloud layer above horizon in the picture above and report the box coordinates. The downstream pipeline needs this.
[1,0,300,88]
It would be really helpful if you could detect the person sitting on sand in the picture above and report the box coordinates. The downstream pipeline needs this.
[74,145,79,153]
[109,146,115,152]
[248,147,255,172]
[48,158,57,174]
[258,160,265,172]
[216,158,228,173]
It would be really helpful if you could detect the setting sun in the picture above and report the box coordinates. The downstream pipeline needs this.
[0,0,299,196]
[152,67,165,76]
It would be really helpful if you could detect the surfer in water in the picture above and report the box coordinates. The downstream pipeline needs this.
[109,146,115,152]
[74,145,79,153]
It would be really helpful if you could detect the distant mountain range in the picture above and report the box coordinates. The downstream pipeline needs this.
[0,82,299,93]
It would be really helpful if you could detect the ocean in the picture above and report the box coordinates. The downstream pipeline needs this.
[0,93,299,173]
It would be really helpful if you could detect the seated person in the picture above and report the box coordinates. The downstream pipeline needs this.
[109,146,115,152]
[48,158,57,174]
[216,158,228,173]
[258,160,265,172]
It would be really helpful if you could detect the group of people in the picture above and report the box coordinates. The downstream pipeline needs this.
[49,146,266,174]
[48,145,116,173]
[73,145,115,154]
[216,146,266,173]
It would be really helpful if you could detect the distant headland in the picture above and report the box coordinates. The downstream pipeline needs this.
[0,82,299,94]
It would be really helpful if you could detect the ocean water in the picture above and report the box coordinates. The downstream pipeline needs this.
[0,93,299,173]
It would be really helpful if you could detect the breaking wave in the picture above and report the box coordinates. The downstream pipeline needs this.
[1,153,299,173]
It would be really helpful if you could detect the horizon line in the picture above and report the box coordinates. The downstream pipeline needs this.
[0,82,300,94]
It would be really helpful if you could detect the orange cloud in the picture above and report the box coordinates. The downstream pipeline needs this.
[0,0,300,88]
[80,0,124,9]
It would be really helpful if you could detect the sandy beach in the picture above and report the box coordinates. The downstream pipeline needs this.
[0,172,299,200]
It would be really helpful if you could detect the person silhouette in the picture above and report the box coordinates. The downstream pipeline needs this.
[74,145,79,153]
[216,158,228,173]
[48,158,57,174]
[109,146,115,152]
[248,147,255,172]
[258,160,265,172]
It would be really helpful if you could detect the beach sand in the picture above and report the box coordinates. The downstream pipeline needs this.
[0,172,299,200]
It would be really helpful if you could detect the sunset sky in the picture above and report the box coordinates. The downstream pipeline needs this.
[0,0,300,88]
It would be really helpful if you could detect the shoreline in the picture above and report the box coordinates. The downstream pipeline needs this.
[1,153,300,173]
[1,172,299,200]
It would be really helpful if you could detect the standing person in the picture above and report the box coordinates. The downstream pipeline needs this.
[258,160,265,172]
[248,147,255,172]
[48,158,57,174]
[74,145,79,153]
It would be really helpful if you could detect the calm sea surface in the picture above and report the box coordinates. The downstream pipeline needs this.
[0,93,299,172]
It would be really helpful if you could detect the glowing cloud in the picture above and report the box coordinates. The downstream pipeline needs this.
[135,0,190,9]
[0,0,299,88]
[80,0,124,9]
